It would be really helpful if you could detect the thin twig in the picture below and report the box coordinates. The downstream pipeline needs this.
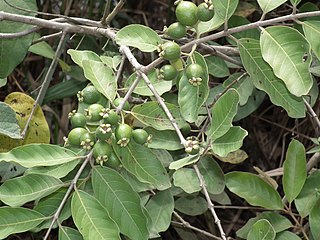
[303,97,320,132]
[101,0,126,26]
[193,165,227,240]
[43,151,93,240]
[0,26,40,39]
[100,0,111,25]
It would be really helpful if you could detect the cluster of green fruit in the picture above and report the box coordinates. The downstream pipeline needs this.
[64,84,152,166]
[157,0,211,86]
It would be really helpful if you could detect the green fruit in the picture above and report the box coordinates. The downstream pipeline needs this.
[197,2,214,22]
[160,65,178,81]
[186,63,204,86]
[114,98,130,111]
[93,141,112,164]
[103,109,120,126]
[107,152,121,169]
[159,41,181,61]
[115,123,132,147]
[132,129,150,145]
[85,103,104,122]
[79,85,101,104]
[175,1,198,26]
[80,132,95,150]
[67,127,88,146]
[185,136,200,155]
[70,112,86,128]
[95,124,112,141]
[165,22,187,39]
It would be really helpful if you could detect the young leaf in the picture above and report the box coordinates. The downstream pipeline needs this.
[283,139,307,203]
[303,21,320,61]
[0,102,21,139]
[226,172,283,210]
[92,167,149,240]
[169,155,199,170]
[310,199,320,240]
[145,190,174,236]
[145,127,183,151]
[0,174,63,207]
[71,190,120,240]
[175,196,208,216]
[67,49,100,68]
[112,141,171,190]
[260,26,313,97]
[238,38,305,118]
[257,0,287,13]
[0,144,80,168]
[59,226,83,240]
[115,24,162,52]
[82,59,117,101]
[275,231,301,240]
[208,89,240,141]
[0,207,46,239]
[178,52,209,122]
[212,0,239,22]
[173,168,201,194]
[247,219,276,240]
[211,126,248,157]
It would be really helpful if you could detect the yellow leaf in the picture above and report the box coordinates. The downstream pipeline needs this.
[214,149,248,164]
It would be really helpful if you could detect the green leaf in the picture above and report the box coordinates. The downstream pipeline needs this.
[0,162,25,182]
[198,14,224,35]
[283,139,307,203]
[205,55,230,78]
[112,141,171,190]
[67,49,100,68]
[212,0,239,22]
[208,89,240,140]
[237,211,293,239]
[310,199,320,240]
[82,59,117,101]
[0,174,63,207]
[145,127,183,150]
[169,155,199,170]
[92,167,149,240]
[100,55,122,70]
[0,0,37,78]
[0,78,7,88]
[212,126,248,157]
[145,190,174,236]
[257,0,287,13]
[260,26,313,97]
[178,52,209,122]
[303,21,320,61]
[125,70,172,96]
[275,231,301,240]
[226,172,283,210]
[238,38,305,118]
[248,219,276,240]
[0,102,21,139]
[290,0,302,6]
[131,101,187,131]
[0,207,46,239]
[59,226,83,240]
[151,149,174,168]
[294,170,320,217]
[175,196,208,216]
[71,190,120,240]
[198,156,225,194]
[115,24,162,52]
[0,144,81,168]
[173,168,200,194]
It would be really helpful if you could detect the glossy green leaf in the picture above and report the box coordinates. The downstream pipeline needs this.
[0,144,81,168]
[92,167,149,240]
[212,126,248,157]
[125,70,172,96]
[310,199,320,240]
[0,174,63,207]
[0,102,21,139]
[169,155,199,170]
[131,101,187,131]
[290,0,302,6]
[67,49,100,68]
[248,219,275,240]
[59,226,83,240]
[294,170,320,217]
[178,52,209,122]
[145,127,183,151]
[208,89,239,140]
[175,196,208,216]
[257,0,287,13]
[82,59,117,101]
[260,26,313,97]
[198,14,224,35]
[238,38,305,118]
[112,141,171,190]
[115,24,162,52]
[275,231,301,240]
[237,211,293,239]
[0,0,37,78]
[226,172,283,210]
[0,207,46,239]
[303,21,320,61]
[198,156,225,194]
[71,190,120,240]
[212,0,239,22]
[173,168,200,194]
[283,139,307,203]
[145,190,174,235]
[205,55,230,78]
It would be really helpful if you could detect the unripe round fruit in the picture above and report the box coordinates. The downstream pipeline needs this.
[160,65,178,81]
[95,124,112,141]
[159,41,181,61]
[132,129,149,145]
[107,152,121,169]
[80,85,101,104]
[197,2,214,22]
[115,123,133,147]
[186,63,204,86]
[114,98,130,111]
[165,22,187,39]
[67,127,88,146]
[103,109,120,126]
[175,1,198,26]
[85,103,104,122]
[93,141,112,163]
[80,132,95,150]
[70,112,86,128]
